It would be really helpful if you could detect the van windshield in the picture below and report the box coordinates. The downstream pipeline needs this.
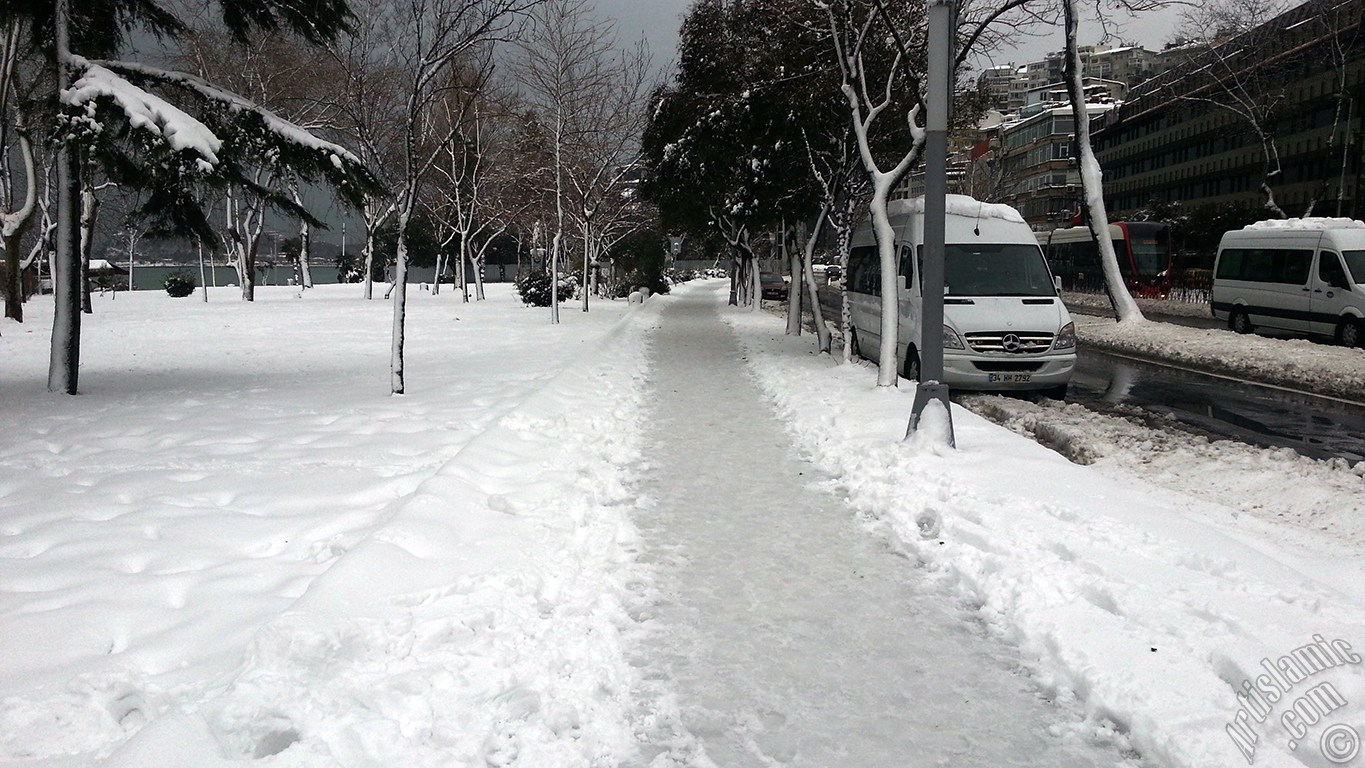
[1342,251,1365,284]
[941,243,1057,297]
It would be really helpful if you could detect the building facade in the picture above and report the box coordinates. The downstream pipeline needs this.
[994,103,1115,230]
[1092,0,1365,221]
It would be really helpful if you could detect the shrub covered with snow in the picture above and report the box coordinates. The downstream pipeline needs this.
[514,271,575,306]
[162,271,197,298]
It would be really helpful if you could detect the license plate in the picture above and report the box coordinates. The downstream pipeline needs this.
[988,373,1032,383]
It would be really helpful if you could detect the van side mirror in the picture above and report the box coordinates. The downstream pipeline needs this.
[1054,276,1063,291]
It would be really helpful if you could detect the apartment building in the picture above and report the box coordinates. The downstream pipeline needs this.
[993,102,1116,229]
[1092,0,1365,220]
[979,44,1161,113]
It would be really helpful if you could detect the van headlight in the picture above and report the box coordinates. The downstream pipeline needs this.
[943,325,965,350]
[1054,321,1076,350]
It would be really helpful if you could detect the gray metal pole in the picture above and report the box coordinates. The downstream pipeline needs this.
[907,0,956,447]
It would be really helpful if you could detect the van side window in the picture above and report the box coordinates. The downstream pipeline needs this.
[898,245,914,286]
[1278,250,1311,285]
[1216,249,1245,280]
[1217,247,1313,284]
[1320,252,1350,288]
[848,245,880,295]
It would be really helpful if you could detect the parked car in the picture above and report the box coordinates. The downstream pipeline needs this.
[824,265,843,282]
[760,272,789,301]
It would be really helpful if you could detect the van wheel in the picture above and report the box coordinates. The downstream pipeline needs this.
[1337,317,1363,348]
[903,346,921,382]
[848,328,862,359]
[1229,310,1254,334]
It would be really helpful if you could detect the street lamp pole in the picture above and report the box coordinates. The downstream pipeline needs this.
[907,0,956,447]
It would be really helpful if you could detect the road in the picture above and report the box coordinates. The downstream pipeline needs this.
[809,286,1365,462]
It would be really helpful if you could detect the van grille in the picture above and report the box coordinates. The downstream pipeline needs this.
[964,331,1054,354]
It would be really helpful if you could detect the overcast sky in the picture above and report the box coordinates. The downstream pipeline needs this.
[592,0,1186,79]
[594,0,692,76]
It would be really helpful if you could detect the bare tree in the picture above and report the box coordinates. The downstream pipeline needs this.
[514,0,617,322]
[823,0,928,386]
[1,18,38,323]
[426,54,496,299]
[349,0,539,393]
[1061,0,1144,323]
[430,80,526,302]
[327,9,408,300]
[560,34,653,313]
[513,0,650,318]
[1171,0,1294,217]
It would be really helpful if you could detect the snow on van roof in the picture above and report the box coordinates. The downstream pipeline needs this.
[1243,217,1365,230]
[886,195,1025,223]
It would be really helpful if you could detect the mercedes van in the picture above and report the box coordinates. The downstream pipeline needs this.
[1212,219,1365,346]
[845,195,1077,397]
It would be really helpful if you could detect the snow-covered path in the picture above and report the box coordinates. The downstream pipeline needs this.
[632,283,1130,767]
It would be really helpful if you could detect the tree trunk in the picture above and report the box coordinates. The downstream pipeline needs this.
[48,0,80,395]
[785,227,802,335]
[549,231,561,324]
[869,179,900,387]
[49,143,81,394]
[79,182,97,313]
[392,210,410,395]
[297,220,313,288]
[362,200,377,300]
[459,238,470,302]
[1063,0,1144,324]
[581,230,591,313]
[837,198,855,365]
[729,255,739,306]
[800,206,832,353]
[3,226,27,322]
[238,248,257,301]
[471,253,485,300]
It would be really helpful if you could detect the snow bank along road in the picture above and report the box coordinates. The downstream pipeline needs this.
[2,281,1363,767]
[630,282,1127,766]
[731,280,1365,768]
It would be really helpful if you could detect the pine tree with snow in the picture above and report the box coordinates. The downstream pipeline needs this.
[4,0,380,393]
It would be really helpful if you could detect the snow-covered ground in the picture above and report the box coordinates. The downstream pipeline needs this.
[1,285,663,765]
[1062,291,1215,320]
[2,280,1362,767]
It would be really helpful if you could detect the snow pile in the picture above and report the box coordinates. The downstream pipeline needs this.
[1062,291,1214,319]
[0,285,670,765]
[724,293,1365,768]
[960,394,1365,546]
[1074,314,1365,402]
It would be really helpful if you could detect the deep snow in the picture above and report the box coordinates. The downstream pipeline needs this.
[1,280,1362,767]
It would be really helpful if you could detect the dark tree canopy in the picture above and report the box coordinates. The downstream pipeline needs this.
[1,0,355,53]
[6,0,376,245]
[639,0,926,241]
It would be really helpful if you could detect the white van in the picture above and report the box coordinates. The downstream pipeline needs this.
[845,195,1077,397]
[1212,219,1365,346]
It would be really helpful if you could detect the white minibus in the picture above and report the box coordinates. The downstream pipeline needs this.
[1212,219,1365,346]
[845,195,1077,397]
